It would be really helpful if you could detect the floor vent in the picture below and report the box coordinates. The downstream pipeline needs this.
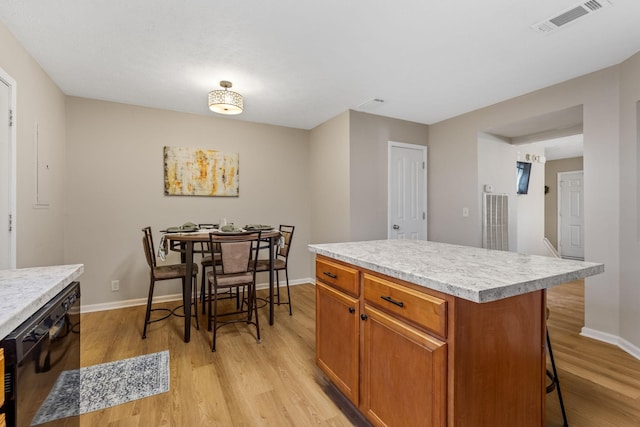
[531,0,613,33]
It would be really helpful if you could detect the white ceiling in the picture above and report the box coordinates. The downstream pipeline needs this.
[1,0,639,130]
[537,134,584,161]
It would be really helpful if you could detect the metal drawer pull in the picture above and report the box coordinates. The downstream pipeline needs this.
[381,295,404,307]
[323,271,337,279]
[348,307,356,314]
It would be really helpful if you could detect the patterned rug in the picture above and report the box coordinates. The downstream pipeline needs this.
[31,350,170,425]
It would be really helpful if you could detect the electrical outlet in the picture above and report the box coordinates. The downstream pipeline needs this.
[111,280,120,292]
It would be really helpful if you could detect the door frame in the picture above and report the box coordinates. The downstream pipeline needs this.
[557,169,584,260]
[387,141,428,239]
[0,67,17,269]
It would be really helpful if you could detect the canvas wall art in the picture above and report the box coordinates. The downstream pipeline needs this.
[163,146,239,196]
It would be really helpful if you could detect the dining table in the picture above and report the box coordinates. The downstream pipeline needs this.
[165,227,282,343]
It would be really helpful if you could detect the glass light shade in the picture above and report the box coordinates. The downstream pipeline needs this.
[208,89,243,115]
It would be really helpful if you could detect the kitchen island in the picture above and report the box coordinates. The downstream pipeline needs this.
[308,240,603,427]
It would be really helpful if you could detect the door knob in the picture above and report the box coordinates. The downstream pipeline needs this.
[392,224,400,230]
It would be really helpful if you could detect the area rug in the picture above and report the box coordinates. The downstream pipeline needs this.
[31,350,170,425]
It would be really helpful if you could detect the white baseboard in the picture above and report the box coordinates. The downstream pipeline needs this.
[81,277,315,314]
[581,327,640,361]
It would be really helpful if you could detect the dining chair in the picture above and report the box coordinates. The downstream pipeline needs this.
[198,224,241,314]
[207,230,262,352]
[198,223,216,312]
[141,226,199,339]
[256,225,295,315]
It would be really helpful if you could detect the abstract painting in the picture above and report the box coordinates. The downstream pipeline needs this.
[163,146,239,196]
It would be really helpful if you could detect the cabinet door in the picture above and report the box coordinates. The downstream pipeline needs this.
[362,305,447,427]
[316,281,360,404]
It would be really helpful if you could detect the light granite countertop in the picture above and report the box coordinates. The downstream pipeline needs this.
[0,264,84,338]
[308,240,604,303]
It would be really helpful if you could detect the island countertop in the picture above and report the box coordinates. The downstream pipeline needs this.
[0,264,84,338]
[308,240,603,303]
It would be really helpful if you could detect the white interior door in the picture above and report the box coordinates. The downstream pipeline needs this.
[558,170,584,260]
[0,78,12,269]
[388,142,427,240]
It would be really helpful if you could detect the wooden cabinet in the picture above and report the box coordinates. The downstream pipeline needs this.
[362,305,447,427]
[315,257,359,296]
[316,281,360,404]
[316,257,449,426]
[315,254,546,427]
[363,273,447,338]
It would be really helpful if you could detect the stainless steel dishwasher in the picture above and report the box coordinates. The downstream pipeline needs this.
[1,281,81,427]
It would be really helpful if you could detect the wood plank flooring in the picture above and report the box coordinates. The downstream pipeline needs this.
[80,285,366,426]
[79,281,640,426]
[546,280,640,427]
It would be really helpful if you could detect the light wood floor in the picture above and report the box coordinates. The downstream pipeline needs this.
[80,285,366,426]
[79,281,640,426]
[546,280,640,427]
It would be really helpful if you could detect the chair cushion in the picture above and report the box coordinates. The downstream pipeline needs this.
[207,270,252,288]
[200,253,221,267]
[154,263,198,280]
[255,259,286,271]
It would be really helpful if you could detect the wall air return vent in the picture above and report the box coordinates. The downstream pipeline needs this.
[531,0,613,33]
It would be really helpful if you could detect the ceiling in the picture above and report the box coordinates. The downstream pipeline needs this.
[487,105,584,160]
[1,1,639,130]
[536,134,584,160]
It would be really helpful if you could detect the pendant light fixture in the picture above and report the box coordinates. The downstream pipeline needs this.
[208,80,243,115]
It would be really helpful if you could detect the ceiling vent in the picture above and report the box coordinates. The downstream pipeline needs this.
[531,0,613,33]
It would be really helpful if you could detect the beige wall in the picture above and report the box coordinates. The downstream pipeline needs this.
[544,157,584,249]
[64,97,311,306]
[309,111,350,245]
[429,66,623,346]
[0,21,67,268]
[349,111,428,241]
[618,51,640,352]
[308,110,429,245]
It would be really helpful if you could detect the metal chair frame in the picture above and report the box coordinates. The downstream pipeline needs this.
[207,230,262,352]
[256,225,295,315]
[141,226,199,339]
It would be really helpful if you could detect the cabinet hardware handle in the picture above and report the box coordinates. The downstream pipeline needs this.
[381,295,404,307]
[323,271,337,279]
[361,314,368,321]
[348,307,356,314]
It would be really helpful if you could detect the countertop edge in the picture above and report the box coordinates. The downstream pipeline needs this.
[0,264,84,338]
[309,243,604,303]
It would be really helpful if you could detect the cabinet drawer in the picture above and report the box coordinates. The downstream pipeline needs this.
[316,257,360,296]
[364,274,447,337]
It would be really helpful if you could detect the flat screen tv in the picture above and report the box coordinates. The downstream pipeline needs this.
[516,161,532,194]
